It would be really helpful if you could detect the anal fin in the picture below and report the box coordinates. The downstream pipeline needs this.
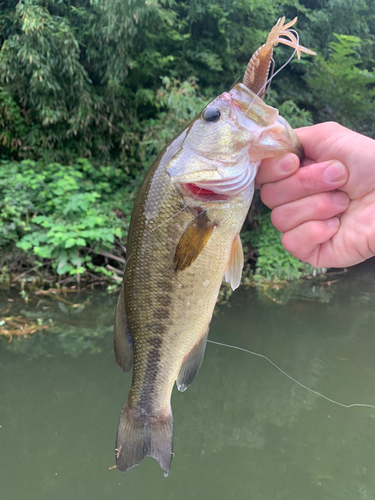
[225,234,244,291]
[113,282,133,372]
[177,331,208,392]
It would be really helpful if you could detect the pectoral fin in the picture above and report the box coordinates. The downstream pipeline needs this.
[224,234,244,291]
[177,330,209,392]
[174,212,214,272]
[113,282,133,372]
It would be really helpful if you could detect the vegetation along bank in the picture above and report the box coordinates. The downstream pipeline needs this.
[1,0,375,287]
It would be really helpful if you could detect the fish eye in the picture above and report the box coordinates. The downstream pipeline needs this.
[203,107,221,123]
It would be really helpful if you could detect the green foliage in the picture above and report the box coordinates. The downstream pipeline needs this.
[0,1,90,159]
[1,0,375,165]
[306,34,375,134]
[276,100,313,128]
[1,1,375,282]
[266,91,314,128]
[139,77,208,169]
[242,214,318,281]
[0,86,27,154]
[0,159,132,276]
[0,0,158,162]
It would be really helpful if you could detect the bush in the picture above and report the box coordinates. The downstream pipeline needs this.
[0,159,133,277]
[306,34,375,135]
[242,213,319,282]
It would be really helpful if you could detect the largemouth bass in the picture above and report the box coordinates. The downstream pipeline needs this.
[113,17,315,476]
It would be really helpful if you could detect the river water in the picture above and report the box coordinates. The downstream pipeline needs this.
[1,261,375,500]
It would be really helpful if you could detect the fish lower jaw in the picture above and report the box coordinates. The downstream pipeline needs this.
[182,183,229,201]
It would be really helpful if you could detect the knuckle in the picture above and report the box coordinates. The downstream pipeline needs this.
[260,184,275,209]
[281,231,300,257]
[314,195,331,216]
[307,222,322,241]
[270,207,285,231]
[281,222,323,261]
[297,167,320,194]
[324,121,346,134]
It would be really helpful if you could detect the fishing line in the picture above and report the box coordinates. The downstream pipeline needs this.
[149,31,303,236]
[245,29,300,115]
[260,28,300,96]
[146,184,214,257]
[208,339,375,410]
[149,204,189,234]
[149,183,206,237]
[140,27,304,239]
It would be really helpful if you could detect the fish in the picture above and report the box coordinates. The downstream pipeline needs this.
[113,17,316,476]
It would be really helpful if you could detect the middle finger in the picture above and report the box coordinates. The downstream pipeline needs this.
[271,191,350,233]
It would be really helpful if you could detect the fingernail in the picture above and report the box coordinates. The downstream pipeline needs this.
[332,191,349,206]
[324,161,346,183]
[279,155,298,173]
[326,217,340,228]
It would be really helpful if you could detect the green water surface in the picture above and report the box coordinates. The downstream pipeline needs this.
[1,261,375,500]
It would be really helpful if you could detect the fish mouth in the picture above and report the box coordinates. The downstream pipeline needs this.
[178,165,256,202]
[182,183,229,202]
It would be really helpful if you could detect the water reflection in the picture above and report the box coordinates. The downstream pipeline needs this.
[0,288,116,357]
[1,261,375,500]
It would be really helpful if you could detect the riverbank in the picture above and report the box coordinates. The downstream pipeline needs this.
[0,157,320,287]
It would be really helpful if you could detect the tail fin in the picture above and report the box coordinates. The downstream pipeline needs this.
[115,403,173,477]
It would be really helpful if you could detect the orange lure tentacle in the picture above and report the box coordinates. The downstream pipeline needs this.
[242,16,316,99]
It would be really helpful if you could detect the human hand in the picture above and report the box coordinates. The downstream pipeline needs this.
[256,122,375,268]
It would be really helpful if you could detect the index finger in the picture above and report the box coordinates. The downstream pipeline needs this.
[255,153,299,189]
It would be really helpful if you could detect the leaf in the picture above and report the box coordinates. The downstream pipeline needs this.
[65,238,77,249]
[70,251,82,267]
[16,240,33,251]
